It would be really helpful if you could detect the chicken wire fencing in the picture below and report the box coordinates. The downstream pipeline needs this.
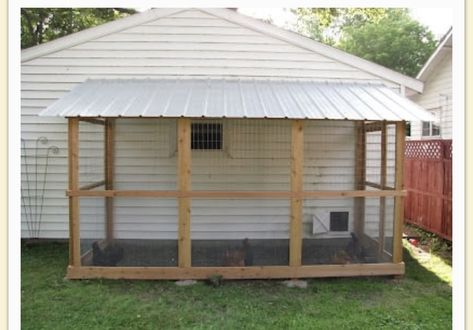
[76,118,399,268]
[191,198,290,267]
[78,121,105,189]
[302,197,394,265]
[80,197,178,267]
[191,119,290,191]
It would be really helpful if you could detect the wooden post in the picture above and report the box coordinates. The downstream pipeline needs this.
[178,118,191,268]
[393,121,406,263]
[354,122,366,238]
[378,122,387,258]
[68,118,81,267]
[105,118,115,241]
[289,120,304,267]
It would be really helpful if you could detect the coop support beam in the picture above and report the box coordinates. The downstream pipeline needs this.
[354,121,366,238]
[178,118,192,268]
[365,181,394,190]
[67,189,406,198]
[105,119,115,241]
[78,117,105,126]
[66,262,405,280]
[393,122,406,263]
[290,120,303,267]
[68,118,81,267]
[79,180,105,191]
[378,122,387,258]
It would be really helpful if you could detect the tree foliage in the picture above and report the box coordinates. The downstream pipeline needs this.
[295,8,388,44]
[21,8,136,49]
[294,8,437,77]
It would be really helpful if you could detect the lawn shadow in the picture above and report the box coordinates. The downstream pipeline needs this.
[402,245,451,285]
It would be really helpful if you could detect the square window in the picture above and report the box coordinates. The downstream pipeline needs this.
[422,121,431,136]
[329,212,349,231]
[191,123,223,150]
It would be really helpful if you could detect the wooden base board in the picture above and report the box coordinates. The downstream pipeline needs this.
[66,263,404,280]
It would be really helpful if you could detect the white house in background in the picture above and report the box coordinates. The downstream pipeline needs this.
[21,8,430,246]
[408,27,452,140]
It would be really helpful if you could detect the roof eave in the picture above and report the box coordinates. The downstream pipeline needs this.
[416,27,453,82]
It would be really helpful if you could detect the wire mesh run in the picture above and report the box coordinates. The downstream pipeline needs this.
[73,118,401,272]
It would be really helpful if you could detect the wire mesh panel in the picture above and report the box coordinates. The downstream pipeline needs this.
[365,130,382,185]
[302,198,356,265]
[81,197,178,267]
[112,197,178,267]
[303,120,357,191]
[365,194,395,260]
[191,119,290,191]
[190,199,290,267]
[79,197,106,259]
[386,124,396,188]
[78,121,104,188]
[114,118,177,190]
[302,197,394,265]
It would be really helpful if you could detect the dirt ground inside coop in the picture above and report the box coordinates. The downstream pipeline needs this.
[81,237,392,267]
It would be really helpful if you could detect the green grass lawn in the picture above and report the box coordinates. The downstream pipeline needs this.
[21,241,451,330]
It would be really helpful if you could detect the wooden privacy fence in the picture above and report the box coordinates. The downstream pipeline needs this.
[404,140,452,240]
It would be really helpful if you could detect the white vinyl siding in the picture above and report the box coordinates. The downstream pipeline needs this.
[409,52,452,140]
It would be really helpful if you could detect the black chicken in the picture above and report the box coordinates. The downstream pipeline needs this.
[92,241,124,266]
[243,238,253,266]
[345,232,365,263]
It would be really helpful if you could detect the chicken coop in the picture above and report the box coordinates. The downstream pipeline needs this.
[38,78,434,280]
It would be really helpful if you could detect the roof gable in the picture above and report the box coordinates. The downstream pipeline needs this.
[416,27,452,82]
[21,8,423,92]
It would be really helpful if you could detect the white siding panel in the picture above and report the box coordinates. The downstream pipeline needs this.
[26,58,353,71]
[41,50,332,61]
[143,17,240,27]
[121,25,260,35]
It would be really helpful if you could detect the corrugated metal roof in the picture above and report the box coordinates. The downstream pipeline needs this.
[39,79,435,121]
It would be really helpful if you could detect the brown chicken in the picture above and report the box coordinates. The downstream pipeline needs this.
[223,238,252,266]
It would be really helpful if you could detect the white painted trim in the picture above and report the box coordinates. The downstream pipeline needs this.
[201,8,424,93]
[21,8,185,62]
[416,27,453,82]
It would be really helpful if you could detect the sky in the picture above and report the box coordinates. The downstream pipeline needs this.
[238,8,452,40]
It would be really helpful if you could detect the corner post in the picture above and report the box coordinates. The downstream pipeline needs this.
[178,118,191,268]
[354,121,366,238]
[68,118,81,267]
[105,118,115,241]
[393,121,406,263]
[378,122,387,258]
[289,120,304,267]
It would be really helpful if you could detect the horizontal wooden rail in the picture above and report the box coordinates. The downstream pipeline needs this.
[79,180,106,191]
[67,262,405,280]
[406,188,452,201]
[66,189,406,198]
[365,121,397,133]
[78,118,106,125]
[365,181,395,191]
